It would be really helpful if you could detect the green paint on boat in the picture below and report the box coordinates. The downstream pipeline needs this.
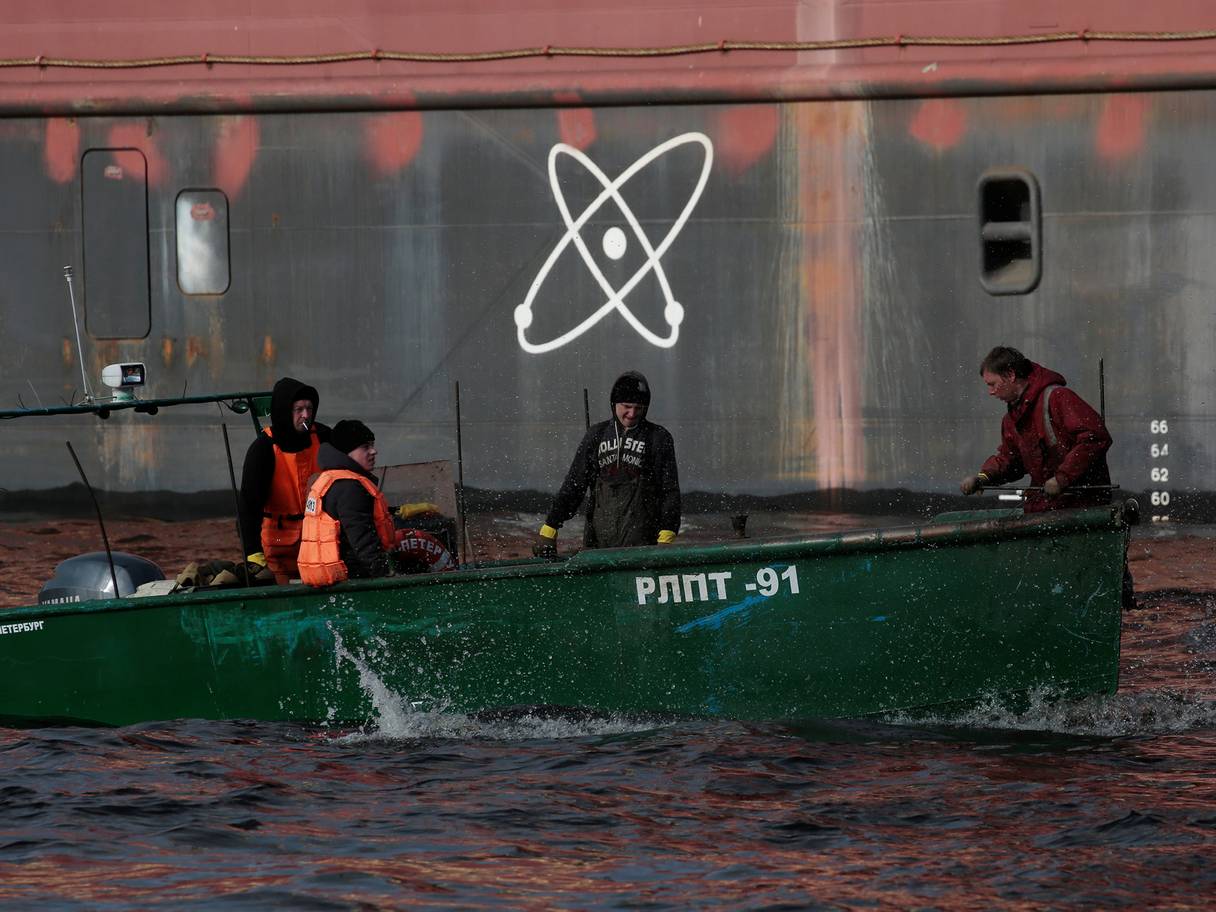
[0,505,1131,728]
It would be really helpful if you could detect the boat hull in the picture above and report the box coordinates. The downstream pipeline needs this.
[0,507,1129,727]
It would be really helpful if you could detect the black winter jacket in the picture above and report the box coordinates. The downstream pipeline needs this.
[314,443,393,579]
[545,417,681,547]
[237,377,330,554]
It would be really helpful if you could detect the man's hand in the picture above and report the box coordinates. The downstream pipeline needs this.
[960,474,988,496]
[238,554,274,586]
[533,534,558,559]
[1044,477,1064,497]
[533,524,558,559]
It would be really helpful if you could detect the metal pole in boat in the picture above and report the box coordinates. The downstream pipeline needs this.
[583,388,591,429]
[1099,358,1106,420]
[455,381,473,564]
[220,422,253,565]
[65,441,120,599]
[246,396,263,434]
[62,266,93,403]
[984,484,1120,492]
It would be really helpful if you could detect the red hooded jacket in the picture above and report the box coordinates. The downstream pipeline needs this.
[980,363,1112,513]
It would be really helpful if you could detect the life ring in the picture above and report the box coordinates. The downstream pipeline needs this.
[392,528,457,573]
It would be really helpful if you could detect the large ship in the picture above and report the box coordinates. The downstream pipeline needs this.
[0,1,1210,518]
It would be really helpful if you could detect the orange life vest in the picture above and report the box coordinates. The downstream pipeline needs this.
[298,469,396,587]
[259,427,320,582]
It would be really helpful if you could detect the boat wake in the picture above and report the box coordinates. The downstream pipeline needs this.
[892,686,1216,737]
[329,627,664,742]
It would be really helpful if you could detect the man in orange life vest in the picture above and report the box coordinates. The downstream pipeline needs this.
[238,377,330,584]
[299,420,397,584]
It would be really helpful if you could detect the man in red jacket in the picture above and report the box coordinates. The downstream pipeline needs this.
[961,346,1135,608]
[960,346,1112,513]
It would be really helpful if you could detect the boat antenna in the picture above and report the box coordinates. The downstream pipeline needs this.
[65,440,120,599]
[220,421,253,567]
[583,387,591,429]
[454,380,475,565]
[62,265,93,403]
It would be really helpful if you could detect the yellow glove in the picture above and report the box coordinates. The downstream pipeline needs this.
[657,530,677,545]
[246,551,268,567]
[535,524,558,559]
[396,502,441,520]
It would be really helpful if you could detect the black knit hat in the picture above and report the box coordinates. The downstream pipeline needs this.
[610,371,651,407]
[331,419,375,454]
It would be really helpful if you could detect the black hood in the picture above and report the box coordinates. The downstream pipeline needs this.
[269,376,319,450]
[609,370,651,421]
[317,442,376,480]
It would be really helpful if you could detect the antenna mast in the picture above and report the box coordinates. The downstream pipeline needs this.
[63,265,93,402]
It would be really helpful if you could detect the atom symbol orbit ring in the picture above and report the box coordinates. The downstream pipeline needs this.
[515,132,714,354]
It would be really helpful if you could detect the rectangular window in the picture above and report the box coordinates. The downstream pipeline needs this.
[82,148,151,339]
[176,189,231,295]
[977,168,1042,296]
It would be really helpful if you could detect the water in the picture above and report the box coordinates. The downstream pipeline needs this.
[2,591,1214,909]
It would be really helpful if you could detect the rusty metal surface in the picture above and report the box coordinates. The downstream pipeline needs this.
[4,2,1216,114]
[0,12,1213,518]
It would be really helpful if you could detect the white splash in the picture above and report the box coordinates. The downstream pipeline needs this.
[890,686,1216,737]
[328,625,663,743]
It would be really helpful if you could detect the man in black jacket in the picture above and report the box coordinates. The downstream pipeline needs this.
[238,377,331,583]
[305,419,395,579]
[536,371,681,556]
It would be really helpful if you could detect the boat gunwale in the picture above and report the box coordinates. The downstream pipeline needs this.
[2,503,1131,622]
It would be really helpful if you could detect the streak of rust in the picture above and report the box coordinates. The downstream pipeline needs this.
[795,102,866,490]
[907,98,967,151]
[106,123,168,187]
[214,115,260,199]
[161,337,174,368]
[713,105,780,175]
[364,110,424,177]
[1096,94,1150,161]
[185,336,206,369]
[259,335,276,367]
[554,94,596,151]
[207,311,226,380]
[43,117,79,184]
[93,340,120,370]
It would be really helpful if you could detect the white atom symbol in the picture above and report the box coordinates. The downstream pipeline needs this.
[515,132,714,354]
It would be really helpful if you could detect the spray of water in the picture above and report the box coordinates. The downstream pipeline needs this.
[327,623,663,743]
[888,685,1216,737]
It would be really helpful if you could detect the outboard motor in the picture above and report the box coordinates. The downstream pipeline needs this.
[38,552,165,605]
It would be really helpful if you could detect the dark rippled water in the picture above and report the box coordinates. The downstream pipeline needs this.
[3,593,1214,910]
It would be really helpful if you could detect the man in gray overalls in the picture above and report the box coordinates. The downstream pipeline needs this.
[536,371,681,556]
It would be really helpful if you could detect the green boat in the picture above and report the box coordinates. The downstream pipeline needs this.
[0,502,1133,728]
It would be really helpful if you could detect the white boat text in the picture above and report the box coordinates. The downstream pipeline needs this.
[635,565,800,605]
[0,619,46,636]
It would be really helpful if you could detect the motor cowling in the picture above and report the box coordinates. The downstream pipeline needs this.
[38,551,165,605]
